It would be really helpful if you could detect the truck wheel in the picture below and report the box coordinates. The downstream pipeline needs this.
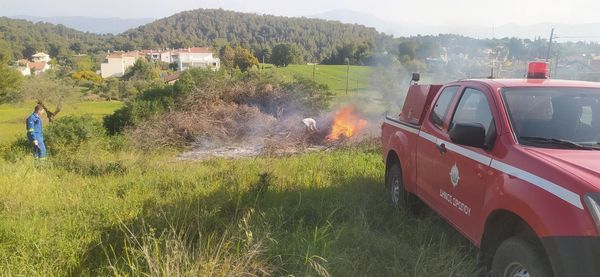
[490,237,553,277]
[386,163,406,210]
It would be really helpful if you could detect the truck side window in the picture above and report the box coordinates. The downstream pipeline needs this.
[430,86,459,128]
[451,88,496,144]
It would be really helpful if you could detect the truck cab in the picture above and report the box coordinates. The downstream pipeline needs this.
[382,63,600,276]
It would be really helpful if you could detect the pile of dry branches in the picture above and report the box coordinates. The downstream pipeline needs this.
[126,74,340,154]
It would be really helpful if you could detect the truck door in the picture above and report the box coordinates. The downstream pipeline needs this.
[437,87,496,239]
[420,86,496,240]
[416,86,460,207]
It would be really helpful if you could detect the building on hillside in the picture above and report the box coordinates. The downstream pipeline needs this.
[15,66,31,76]
[171,47,220,71]
[13,54,52,76]
[13,59,31,76]
[32,52,51,63]
[100,47,220,78]
[100,51,142,78]
[139,47,220,71]
[29,62,51,75]
[159,50,173,64]
[142,50,163,62]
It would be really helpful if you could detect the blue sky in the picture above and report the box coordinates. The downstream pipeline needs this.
[1,0,599,27]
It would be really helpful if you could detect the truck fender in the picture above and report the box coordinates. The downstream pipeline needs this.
[481,183,600,277]
[384,130,416,194]
[479,176,594,252]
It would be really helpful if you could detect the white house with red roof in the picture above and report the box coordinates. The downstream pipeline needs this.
[13,52,52,76]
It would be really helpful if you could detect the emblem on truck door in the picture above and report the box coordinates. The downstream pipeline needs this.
[450,164,460,188]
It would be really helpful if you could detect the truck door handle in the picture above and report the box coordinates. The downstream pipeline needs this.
[436,143,447,154]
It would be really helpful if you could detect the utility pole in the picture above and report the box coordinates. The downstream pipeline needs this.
[345,58,350,95]
[546,28,555,62]
[313,62,316,82]
[554,49,560,78]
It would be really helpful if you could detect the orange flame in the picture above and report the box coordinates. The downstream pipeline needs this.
[326,106,368,141]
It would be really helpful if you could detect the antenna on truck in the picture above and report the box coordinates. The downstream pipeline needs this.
[488,57,495,79]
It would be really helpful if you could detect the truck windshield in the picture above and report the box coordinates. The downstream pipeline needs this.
[502,87,600,149]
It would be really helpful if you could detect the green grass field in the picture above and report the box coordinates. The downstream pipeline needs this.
[266,64,396,114]
[265,64,373,95]
[0,101,122,142]
[0,143,479,276]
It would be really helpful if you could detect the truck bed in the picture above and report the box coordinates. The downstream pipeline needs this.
[382,115,422,194]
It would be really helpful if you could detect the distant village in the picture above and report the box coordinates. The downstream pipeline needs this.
[11,44,600,82]
[12,47,221,82]
[424,45,600,77]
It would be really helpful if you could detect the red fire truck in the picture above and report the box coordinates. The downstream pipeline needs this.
[381,63,600,277]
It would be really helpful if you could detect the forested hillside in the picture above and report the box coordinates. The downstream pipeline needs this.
[3,10,600,70]
[0,17,111,62]
[112,9,392,63]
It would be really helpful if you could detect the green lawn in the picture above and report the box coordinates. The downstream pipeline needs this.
[0,101,122,143]
[265,64,395,113]
[0,144,479,276]
[265,64,373,96]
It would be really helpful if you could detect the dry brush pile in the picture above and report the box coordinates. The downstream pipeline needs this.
[120,70,335,154]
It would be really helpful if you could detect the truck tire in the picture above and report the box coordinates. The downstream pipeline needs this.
[490,237,553,277]
[386,163,407,210]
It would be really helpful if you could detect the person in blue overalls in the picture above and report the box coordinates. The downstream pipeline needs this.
[26,104,46,159]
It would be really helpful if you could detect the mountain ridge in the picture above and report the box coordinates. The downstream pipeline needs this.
[309,9,600,41]
[8,15,155,34]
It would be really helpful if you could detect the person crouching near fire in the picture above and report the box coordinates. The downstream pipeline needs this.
[26,104,46,159]
[302,117,318,132]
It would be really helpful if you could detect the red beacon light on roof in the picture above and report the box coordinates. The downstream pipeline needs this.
[527,61,549,79]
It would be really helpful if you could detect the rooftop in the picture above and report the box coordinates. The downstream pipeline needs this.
[164,72,182,83]
[29,62,47,71]
[174,47,212,54]
[32,52,49,57]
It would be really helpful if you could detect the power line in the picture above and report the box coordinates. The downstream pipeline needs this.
[555,35,600,39]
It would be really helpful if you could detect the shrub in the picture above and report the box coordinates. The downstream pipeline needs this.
[71,70,103,85]
[123,58,161,81]
[173,68,227,100]
[271,44,303,67]
[104,86,176,135]
[45,115,106,152]
[283,78,333,115]
[0,137,30,162]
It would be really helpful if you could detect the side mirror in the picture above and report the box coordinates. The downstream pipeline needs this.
[449,123,486,148]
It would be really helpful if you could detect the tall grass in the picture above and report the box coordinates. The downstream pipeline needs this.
[0,140,480,276]
[0,101,122,143]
